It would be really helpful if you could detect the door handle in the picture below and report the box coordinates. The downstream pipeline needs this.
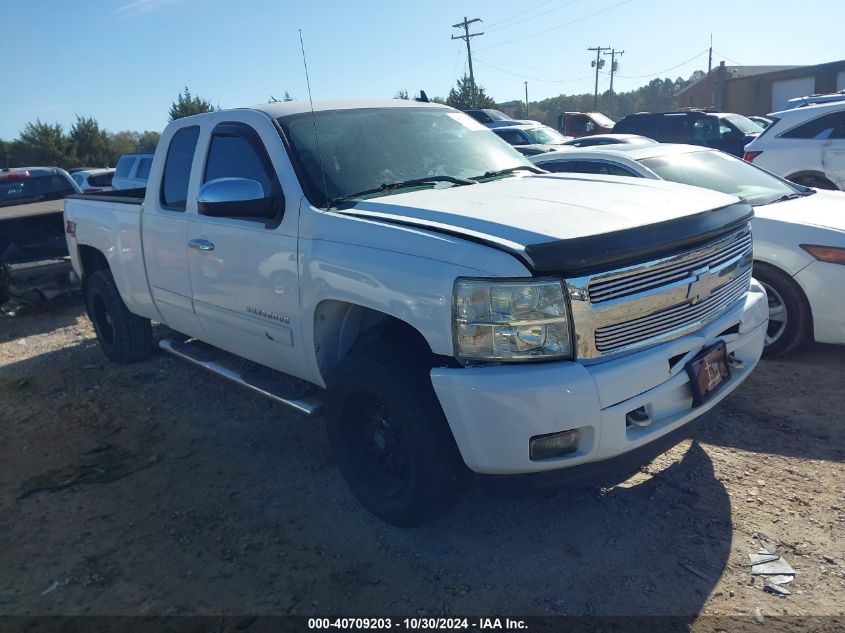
[188,239,214,251]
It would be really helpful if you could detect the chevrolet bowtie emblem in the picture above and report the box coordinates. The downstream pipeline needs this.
[687,267,722,305]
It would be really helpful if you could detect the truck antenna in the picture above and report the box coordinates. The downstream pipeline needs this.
[299,29,329,208]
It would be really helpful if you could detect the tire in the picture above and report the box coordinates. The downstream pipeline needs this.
[753,261,812,357]
[85,269,153,363]
[789,173,839,191]
[326,345,466,527]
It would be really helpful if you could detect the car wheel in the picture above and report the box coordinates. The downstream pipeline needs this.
[753,262,812,357]
[326,345,466,527]
[790,174,839,190]
[85,269,153,363]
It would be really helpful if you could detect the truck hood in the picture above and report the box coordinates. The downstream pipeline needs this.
[336,174,751,274]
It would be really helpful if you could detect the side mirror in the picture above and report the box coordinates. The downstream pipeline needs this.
[197,177,278,219]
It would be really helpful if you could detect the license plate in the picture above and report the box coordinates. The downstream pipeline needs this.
[685,341,730,407]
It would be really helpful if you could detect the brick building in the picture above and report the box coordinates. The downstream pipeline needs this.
[676,60,845,115]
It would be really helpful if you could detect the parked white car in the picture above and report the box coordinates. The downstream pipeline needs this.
[531,143,845,355]
[562,134,656,148]
[112,153,154,190]
[744,101,845,191]
[783,91,845,110]
[70,168,115,193]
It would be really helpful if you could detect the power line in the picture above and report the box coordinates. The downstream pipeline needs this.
[483,0,556,30]
[484,0,584,34]
[614,49,708,79]
[477,0,633,52]
[474,57,591,83]
[714,50,743,66]
[451,17,484,107]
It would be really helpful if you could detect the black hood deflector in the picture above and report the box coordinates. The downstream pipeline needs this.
[525,202,754,276]
[335,201,754,277]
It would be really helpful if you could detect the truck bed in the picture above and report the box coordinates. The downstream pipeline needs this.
[66,187,146,205]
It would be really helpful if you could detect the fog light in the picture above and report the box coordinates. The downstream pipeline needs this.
[529,429,580,461]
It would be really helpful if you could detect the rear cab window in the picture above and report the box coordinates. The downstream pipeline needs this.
[0,171,77,207]
[115,156,136,178]
[160,127,200,211]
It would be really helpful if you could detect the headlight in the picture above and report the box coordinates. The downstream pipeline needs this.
[453,278,572,361]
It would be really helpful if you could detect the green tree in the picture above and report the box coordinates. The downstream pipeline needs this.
[268,91,295,103]
[69,115,111,167]
[169,87,217,121]
[135,131,160,154]
[446,74,496,109]
[108,131,140,161]
[14,120,76,167]
[0,139,10,169]
[393,89,410,100]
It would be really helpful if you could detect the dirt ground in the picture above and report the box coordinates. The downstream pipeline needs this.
[1,295,843,625]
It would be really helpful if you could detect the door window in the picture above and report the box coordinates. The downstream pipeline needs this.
[160,126,200,211]
[202,123,283,222]
[495,129,529,145]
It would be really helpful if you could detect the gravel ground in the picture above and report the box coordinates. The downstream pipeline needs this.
[1,295,843,626]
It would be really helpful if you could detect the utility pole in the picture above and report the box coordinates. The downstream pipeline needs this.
[604,49,624,118]
[524,81,528,109]
[452,17,484,107]
[708,33,714,107]
[588,46,610,111]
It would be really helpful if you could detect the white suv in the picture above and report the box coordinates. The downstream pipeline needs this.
[744,101,845,190]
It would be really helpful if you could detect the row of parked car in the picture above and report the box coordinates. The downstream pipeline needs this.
[464,96,845,356]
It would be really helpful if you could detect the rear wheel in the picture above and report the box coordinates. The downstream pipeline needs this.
[326,346,466,527]
[85,270,152,363]
[790,173,839,190]
[753,261,812,357]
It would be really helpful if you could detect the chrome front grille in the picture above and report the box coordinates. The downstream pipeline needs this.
[566,225,753,359]
[588,232,753,304]
[594,268,752,352]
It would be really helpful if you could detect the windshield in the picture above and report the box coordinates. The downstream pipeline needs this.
[639,150,799,205]
[524,126,567,144]
[724,114,764,135]
[282,107,531,207]
[484,109,512,121]
[0,173,77,207]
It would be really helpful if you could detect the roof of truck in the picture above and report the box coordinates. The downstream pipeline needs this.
[249,99,451,118]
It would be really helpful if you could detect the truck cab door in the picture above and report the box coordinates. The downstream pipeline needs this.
[186,114,306,379]
[141,125,206,337]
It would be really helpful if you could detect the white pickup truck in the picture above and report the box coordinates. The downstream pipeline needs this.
[64,100,768,526]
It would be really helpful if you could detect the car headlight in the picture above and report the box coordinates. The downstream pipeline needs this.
[453,278,572,361]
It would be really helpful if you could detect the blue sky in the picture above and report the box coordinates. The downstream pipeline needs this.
[2,0,843,139]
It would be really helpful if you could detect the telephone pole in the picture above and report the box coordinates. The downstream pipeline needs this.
[452,17,484,107]
[604,48,624,118]
[588,46,610,111]
[708,33,714,107]
[524,81,528,108]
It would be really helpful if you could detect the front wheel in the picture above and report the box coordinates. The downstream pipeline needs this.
[326,346,466,527]
[753,262,812,357]
[85,270,153,363]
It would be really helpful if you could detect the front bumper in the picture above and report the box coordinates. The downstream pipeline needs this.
[794,260,845,346]
[431,281,768,474]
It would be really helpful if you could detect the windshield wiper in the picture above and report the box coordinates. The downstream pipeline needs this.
[326,175,477,208]
[765,192,805,205]
[478,165,545,179]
